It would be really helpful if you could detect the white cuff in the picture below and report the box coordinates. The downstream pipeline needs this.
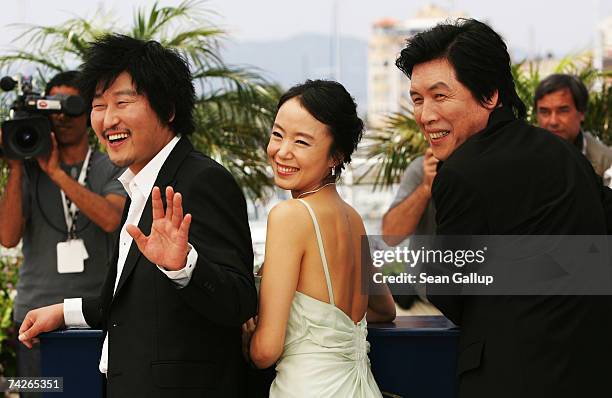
[156,244,198,288]
[63,298,89,328]
[604,166,612,188]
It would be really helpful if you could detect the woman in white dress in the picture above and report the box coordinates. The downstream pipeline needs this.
[247,80,396,397]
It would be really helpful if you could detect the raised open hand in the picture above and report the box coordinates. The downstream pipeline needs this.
[126,186,192,271]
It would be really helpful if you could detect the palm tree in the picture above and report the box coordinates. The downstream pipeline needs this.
[0,0,280,199]
[365,56,612,188]
[357,107,427,189]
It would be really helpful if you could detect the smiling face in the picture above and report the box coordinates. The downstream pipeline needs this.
[536,88,583,143]
[410,58,497,161]
[90,72,175,174]
[266,97,336,197]
[48,85,89,147]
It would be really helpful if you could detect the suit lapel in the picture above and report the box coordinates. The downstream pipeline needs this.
[113,137,194,297]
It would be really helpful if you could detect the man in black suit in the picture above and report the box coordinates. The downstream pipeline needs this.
[396,19,612,397]
[18,34,257,397]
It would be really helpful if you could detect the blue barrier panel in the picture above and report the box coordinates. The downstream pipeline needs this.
[368,316,459,398]
[40,329,104,398]
[38,318,457,397]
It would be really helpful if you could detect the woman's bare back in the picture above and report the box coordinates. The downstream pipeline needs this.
[295,193,369,323]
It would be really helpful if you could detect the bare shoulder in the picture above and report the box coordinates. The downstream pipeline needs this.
[268,199,310,219]
[267,199,312,236]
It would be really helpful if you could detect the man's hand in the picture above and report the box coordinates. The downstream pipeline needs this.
[241,316,257,362]
[36,132,63,181]
[0,129,22,170]
[18,303,65,349]
[421,147,439,193]
[127,186,192,271]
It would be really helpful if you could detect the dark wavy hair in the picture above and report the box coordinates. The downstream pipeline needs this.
[78,34,196,135]
[534,74,589,113]
[45,70,81,95]
[396,18,526,119]
[277,80,364,179]
[45,70,90,124]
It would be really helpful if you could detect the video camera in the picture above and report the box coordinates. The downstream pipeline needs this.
[0,74,86,159]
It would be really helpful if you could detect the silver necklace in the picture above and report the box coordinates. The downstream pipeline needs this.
[297,182,336,199]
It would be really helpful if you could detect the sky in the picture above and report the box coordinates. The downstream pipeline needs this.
[0,0,610,59]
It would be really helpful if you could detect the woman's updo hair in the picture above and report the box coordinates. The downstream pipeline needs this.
[277,79,364,180]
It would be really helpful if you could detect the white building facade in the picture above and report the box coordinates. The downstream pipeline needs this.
[367,5,467,128]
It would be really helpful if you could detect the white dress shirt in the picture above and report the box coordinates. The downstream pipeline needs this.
[63,135,198,374]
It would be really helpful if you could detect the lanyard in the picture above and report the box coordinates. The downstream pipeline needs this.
[60,147,92,240]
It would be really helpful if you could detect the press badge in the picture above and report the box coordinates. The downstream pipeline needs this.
[57,148,92,274]
[57,239,89,274]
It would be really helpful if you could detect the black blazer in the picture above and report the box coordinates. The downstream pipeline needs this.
[82,137,257,398]
[428,108,612,398]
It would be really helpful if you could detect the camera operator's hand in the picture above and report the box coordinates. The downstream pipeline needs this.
[0,126,25,248]
[36,132,62,181]
[0,128,22,169]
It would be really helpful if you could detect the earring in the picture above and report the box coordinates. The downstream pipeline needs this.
[331,166,336,177]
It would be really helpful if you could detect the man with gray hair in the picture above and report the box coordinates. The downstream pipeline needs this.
[535,73,612,183]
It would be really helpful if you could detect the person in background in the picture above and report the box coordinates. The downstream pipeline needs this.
[0,71,126,395]
[381,147,438,311]
[382,147,438,246]
[535,73,612,184]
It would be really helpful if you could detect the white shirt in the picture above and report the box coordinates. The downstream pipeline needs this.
[604,166,612,188]
[581,132,612,188]
[63,136,198,374]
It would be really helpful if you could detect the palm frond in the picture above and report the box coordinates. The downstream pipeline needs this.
[131,1,281,199]
[0,53,65,73]
[357,107,427,189]
[164,28,225,48]
[193,83,281,199]
[0,0,281,199]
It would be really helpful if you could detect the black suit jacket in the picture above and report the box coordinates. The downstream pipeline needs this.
[82,137,257,398]
[428,108,612,398]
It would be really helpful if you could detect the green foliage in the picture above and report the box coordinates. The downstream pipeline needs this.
[358,107,427,188]
[0,95,11,182]
[511,62,542,125]
[0,0,280,199]
[368,57,612,188]
[0,256,19,376]
[585,82,612,144]
[0,163,7,190]
[512,56,612,143]
[192,83,282,197]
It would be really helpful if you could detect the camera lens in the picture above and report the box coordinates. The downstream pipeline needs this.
[15,127,39,150]
[2,115,52,159]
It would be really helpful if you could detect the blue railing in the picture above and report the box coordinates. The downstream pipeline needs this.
[40,316,459,398]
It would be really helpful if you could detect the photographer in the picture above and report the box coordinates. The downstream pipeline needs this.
[0,71,126,387]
